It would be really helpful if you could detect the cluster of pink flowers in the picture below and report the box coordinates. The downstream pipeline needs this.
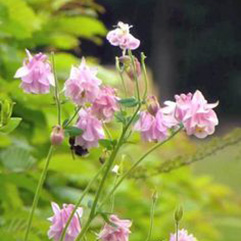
[107,21,140,50]
[15,51,120,151]
[135,91,218,142]
[48,202,83,241]
[164,90,219,139]
[16,21,216,241]
[170,229,197,241]
[14,49,54,94]
[48,204,132,241]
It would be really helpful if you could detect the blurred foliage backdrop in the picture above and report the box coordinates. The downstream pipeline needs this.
[0,0,241,241]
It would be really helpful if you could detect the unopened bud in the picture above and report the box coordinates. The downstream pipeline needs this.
[119,56,131,66]
[147,96,160,115]
[174,206,183,223]
[99,150,109,164]
[127,57,141,80]
[51,125,64,146]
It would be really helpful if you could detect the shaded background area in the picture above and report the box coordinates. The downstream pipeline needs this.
[84,0,241,126]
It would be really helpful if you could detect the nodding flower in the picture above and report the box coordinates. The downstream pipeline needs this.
[107,21,140,50]
[14,49,54,94]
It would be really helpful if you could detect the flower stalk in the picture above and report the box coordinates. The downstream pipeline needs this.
[24,145,54,241]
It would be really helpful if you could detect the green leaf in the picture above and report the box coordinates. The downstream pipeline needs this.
[0,117,22,134]
[99,139,117,150]
[52,16,106,40]
[0,146,36,172]
[119,97,139,107]
[65,126,83,137]
[115,110,127,124]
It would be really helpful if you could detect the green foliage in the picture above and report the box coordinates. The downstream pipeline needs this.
[0,1,240,241]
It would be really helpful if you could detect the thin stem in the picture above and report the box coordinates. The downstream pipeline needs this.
[116,57,127,97]
[51,52,61,125]
[63,106,81,128]
[103,123,112,140]
[76,104,142,240]
[99,127,182,208]
[175,222,179,241]
[128,50,141,101]
[110,175,119,213]
[59,163,106,241]
[141,52,148,100]
[146,193,157,241]
[24,146,54,241]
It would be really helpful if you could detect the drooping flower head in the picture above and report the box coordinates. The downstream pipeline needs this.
[163,90,219,138]
[14,49,54,94]
[134,109,169,142]
[91,86,119,122]
[134,96,177,142]
[98,215,132,241]
[75,108,105,149]
[181,90,218,138]
[64,58,101,106]
[47,202,83,241]
[107,22,140,50]
[170,229,197,241]
[174,93,193,121]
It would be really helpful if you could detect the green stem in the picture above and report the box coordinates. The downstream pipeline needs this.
[24,146,54,241]
[75,104,142,240]
[99,127,182,208]
[103,123,112,140]
[59,163,106,241]
[146,193,157,241]
[128,50,141,101]
[51,52,61,125]
[176,222,179,241]
[63,106,81,128]
[116,57,127,97]
[141,52,148,100]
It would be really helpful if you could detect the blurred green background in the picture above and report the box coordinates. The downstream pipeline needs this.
[0,0,240,240]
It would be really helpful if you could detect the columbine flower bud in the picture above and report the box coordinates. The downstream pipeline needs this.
[50,125,64,146]
[126,57,141,80]
[174,206,183,223]
[119,55,131,66]
[146,96,160,115]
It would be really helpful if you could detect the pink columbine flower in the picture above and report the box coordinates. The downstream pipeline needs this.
[14,49,54,94]
[91,86,119,122]
[107,21,140,50]
[182,90,219,138]
[134,109,170,142]
[64,58,101,106]
[75,108,105,149]
[170,229,197,241]
[47,202,83,241]
[98,215,132,241]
